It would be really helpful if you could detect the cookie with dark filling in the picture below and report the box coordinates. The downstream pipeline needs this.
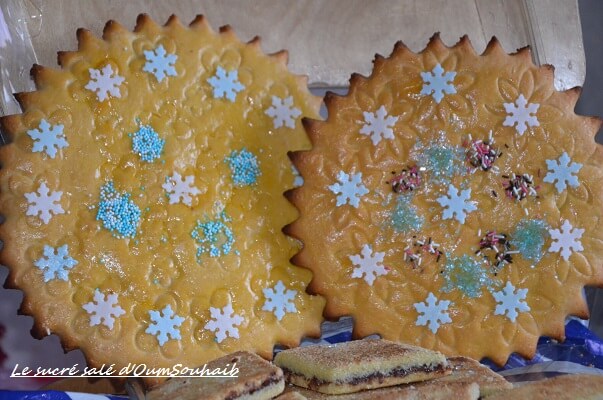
[278,382,479,400]
[146,351,285,400]
[483,374,603,400]
[438,357,511,397]
[274,339,450,395]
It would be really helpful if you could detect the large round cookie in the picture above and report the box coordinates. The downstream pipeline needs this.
[289,34,603,364]
[0,15,325,370]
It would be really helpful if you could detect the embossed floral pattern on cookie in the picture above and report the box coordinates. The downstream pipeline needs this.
[0,15,325,372]
[290,35,603,364]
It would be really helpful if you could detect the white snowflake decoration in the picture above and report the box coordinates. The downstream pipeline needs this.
[328,171,369,208]
[262,280,297,321]
[420,64,456,103]
[436,184,477,224]
[25,182,64,224]
[291,165,304,188]
[414,292,452,334]
[349,244,387,286]
[548,219,584,261]
[26,119,68,159]
[85,64,125,102]
[503,94,539,135]
[162,172,201,206]
[33,244,78,282]
[205,303,244,343]
[491,282,530,322]
[82,289,125,330]
[146,305,185,346]
[359,105,398,145]
[207,66,244,102]
[265,96,301,129]
[143,44,177,82]
[543,152,582,193]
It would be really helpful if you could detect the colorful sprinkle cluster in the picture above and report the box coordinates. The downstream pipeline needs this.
[388,165,422,193]
[96,182,141,238]
[403,236,444,268]
[191,212,235,260]
[225,148,261,187]
[476,231,517,271]
[464,132,501,172]
[130,124,165,162]
[503,173,538,201]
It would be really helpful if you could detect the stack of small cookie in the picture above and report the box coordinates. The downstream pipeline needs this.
[273,339,509,399]
[144,339,514,399]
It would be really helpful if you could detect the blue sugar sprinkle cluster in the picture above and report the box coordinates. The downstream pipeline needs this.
[441,254,496,298]
[225,148,261,186]
[131,124,165,162]
[191,212,235,260]
[390,194,424,233]
[413,139,465,182]
[96,182,141,238]
[511,219,549,264]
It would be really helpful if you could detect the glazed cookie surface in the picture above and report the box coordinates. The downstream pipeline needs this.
[289,35,603,364]
[0,15,325,370]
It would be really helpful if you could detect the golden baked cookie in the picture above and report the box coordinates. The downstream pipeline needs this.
[280,381,480,400]
[289,34,603,364]
[484,374,603,400]
[438,357,511,397]
[274,339,450,394]
[146,351,285,400]
[0,14,324,371]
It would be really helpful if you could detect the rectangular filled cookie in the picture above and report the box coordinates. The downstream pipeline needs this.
[145,351,284,400]
[273,339,450,394]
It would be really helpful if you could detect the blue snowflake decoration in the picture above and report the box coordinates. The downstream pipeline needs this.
[207,66,244,102]
[146,305,185,346]
[143,44,177,82]
[191,212,235,261]
[225,148,261,186]
[328,171,369,208]
[420,64,456,103]
[441,254,495,298]
[27,119,68,159]
[34,244,78,282]
[511,219,550,264]
[96,182,141,238]
[436,185,477,224]
[543,152,582,193]
[130,124,165,162]
[390,193,424,233]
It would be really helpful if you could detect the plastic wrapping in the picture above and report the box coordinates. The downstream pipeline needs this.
[0,0,40,123]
